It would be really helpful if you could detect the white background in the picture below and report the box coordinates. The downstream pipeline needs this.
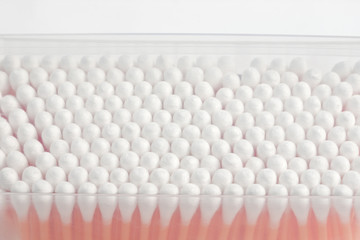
[0,0,360,36]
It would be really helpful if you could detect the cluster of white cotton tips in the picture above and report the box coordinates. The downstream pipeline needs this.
[0,54,360,198]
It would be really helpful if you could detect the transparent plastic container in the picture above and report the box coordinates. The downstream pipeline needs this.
[1,34,360,240]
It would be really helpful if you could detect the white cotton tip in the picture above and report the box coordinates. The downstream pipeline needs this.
[336,111,355,130]
[250,57,267,73]
[284,96,303,115]
[82,124,100,143]
[170,169,190,187]
[256,111,275,130]
[333,184,353,197]
[174,81,193,100]
[342,171,360,192]
[256,141,276,160]
[48,69,66,87]
[5,151,28,174]
[192,110,211,128]
[2,56,21,73]
[332,184,353,223]
[131,137,150,155]
[78,56,96,71]
[245,127,264,146]
[90,138,110,156]
[1,95,20,115]
[89,167,109,187]
[267,155,287,174]
[35,152,56,175]
[150,168,170,187]
[0,117,13,137]
[194,81,214,100]
[117,55,133,72]
[45,94,65,114]
[134,81,152,100]
[303,69,322,88]
[183,95,202,113]
[311,184,331,223]
[22,55,39,71]
[306,125,326,145]
[0,167,19,191]
[132,108,152,127]
[191,168,211,187]
[100,153,118,171]
[346,74,360,94]
[59,55,78,71]
[348,126,360,145]
[222,73,240,90]
[153,110,172,126]
[223,126,242,146]
[321,72,340,88]
[182,125,201,142]
[222,184,244,225]
[32,179,53,193]
[16,123,37,145]
[340,141,359,160]
[136,55,155,71]
[85,95,104,113]
[200,155,220,174]
[221,153,242,174]
[290,184,310,225]
[244,98,263,115]
[129,166,150,186]
[160,153,180,173]
[265,126,285,146]
[40,55,59,73]
[23,139,44,165]
[164,67,182,86]
[50,139,69,159]
[153,81,172,100]
[171,138,190,158]
[212,169,233,190]
[151,138,170,156]
[55,181,76,224]
[234,168,255,188]
[0,135,20,154]
[332,61,352,79]
[321,170,341,188]
[288,157,308,175]
[140,152,159,171]
[241,67,260,87]
[87,68,105,86]
[58,153,78,174]
[9,68,29,90]
[78,153,97,172]
[279,169,299,190]
[54,109,73,129]
[11,180,30,193]
[289,57,307,75]
[178,56,194,73]
[318,141,338,159]
[264,98,283,116]
[322,96,342,116]
[273,83,291,100]
[26,98,46,121]
[101,123,120,142]
[300,169,321,189]
[267,184,288,227]
[200,184,222,224]
[95,82,114,99]
[0,150,5,169]
[106,68,124,88]
[37,82,56,98]
[235,85,253,103]
[74,109,92,128]
[22,166,42,186]
[346,95,360,116]
[234,139,254,161]
[256,168,277,191]
[145,68,162,86]
[261,70,281,87]
[196,56,216,70]
[8,109,29,131]
[202,97,222,114]
[68,167,88,190]
[125,67,144,85]
[158,183,180,225]
[245,184,266,224]
[309,156,329,173]
[77,82,95,99]
[142,94,162,113]
[295,111,314,130]
[216,87,234,105]
[190,139,210,159]
[211,140,230,159]
[112,109,131,126]
[281,71,299,87]
[180,156,199,173]
[331,156,350,176]
[225,99,245,118]
[71,138,90,157]
[285,123,305,143]
[312,84,331,102]
[162,123,181,141]
[296,140,317,160]
[111,138,130,157]
[58,81,76,100]
[351,157,360,172]
[109,168,128,187]
[45,166,66,187]
[120,151,139,171]
[16,84,36,105]
[245,157,265,174]
[173,109,192,128]
[269,58,286,73]
[304,96,321,115]
[122,122,141,142]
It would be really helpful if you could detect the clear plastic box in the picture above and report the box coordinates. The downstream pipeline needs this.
[1,34,360,240]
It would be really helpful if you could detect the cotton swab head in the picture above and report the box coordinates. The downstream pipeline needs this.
[311,184,331,224]
[245,184,266,225]
[55,181,76,224]
[158,184,179,226]
[267,184,288,227]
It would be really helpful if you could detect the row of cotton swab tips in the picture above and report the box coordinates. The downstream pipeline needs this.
[2,191,360,240]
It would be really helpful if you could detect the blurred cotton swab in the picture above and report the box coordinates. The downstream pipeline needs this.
[98,182,117,240]
[118,183,138,240]
[78,182,97,240]
[55,181,75,240]
[158,184,179,240]
[267,184,288,240]
[290,184,310,240]
[138,183,158,240]
[311,184,331,240]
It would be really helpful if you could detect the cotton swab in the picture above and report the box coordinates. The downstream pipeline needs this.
[267,184,288,240]
[290,184,310,240]
[55,181,75,240]
[78,182,97,240]
[311,184,331,240]
[158,184,179,240]
[97,182,117,240]
[118,182,138,240]
[138,183,158,240]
